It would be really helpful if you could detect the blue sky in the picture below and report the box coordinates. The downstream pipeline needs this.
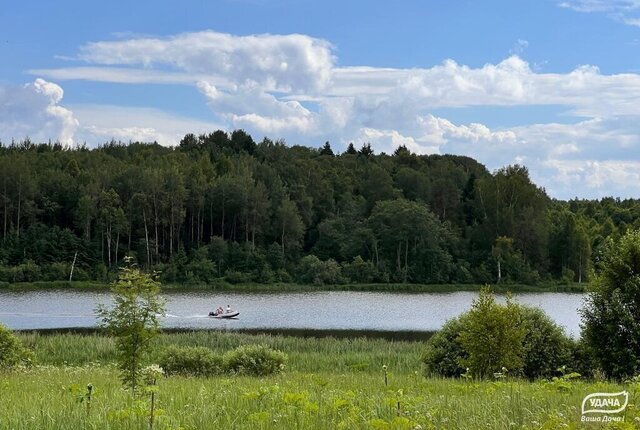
[2,0,640,199]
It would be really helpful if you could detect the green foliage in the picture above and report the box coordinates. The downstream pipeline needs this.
[223,344,287,376]
[581,228,640,379]
[158,345,223,377]
[424,289,573,380]
[1,363,630,430]
[569,337,599,378]
[0,324,34,369]
[296,255,343,285]
[458,289,525,378]
[341,256,378,283]
[422,316,468,377]
[0,132,637,287]
[96,265,165,393]
[517,306,573,379]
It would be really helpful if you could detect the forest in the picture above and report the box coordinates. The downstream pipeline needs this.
[0,130,638,287]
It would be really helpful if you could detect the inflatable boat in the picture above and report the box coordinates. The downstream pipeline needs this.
[209,310,240,318]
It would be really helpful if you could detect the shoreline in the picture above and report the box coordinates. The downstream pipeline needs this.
[15,326,436,341]
[0,280,588,293]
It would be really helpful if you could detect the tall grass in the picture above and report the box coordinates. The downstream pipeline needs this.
[0,366,633,429]
[18,331,424,373]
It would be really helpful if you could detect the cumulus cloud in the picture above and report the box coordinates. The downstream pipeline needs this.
[353,128,437,155]
[0,78,78,146]
[331,57,640,117]
[197,81,316,135]
[0,79,221,147]
[543,159,640,197]
[75,30,334,92]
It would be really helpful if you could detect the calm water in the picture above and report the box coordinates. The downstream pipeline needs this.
[0,290,586,336]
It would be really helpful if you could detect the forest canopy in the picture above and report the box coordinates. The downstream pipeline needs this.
[0,132,638,286]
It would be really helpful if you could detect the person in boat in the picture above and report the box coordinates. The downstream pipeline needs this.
[226,304,231,313]
[216,306,223,316]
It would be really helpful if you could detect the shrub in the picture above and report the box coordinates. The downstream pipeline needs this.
[423,289,574,380]
[458,289,525,378]
[0,324,34,368]
[422,316,468,377]
[570,337,599,378]
[517,305,573,379]
[223,345,287,376]
[159,345,223,377]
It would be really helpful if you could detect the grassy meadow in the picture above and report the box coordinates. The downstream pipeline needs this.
[0,331,636,429]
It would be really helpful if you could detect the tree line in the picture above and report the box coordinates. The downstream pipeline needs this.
[0,131,638,286]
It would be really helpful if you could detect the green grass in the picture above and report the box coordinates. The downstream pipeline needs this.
[2,280,588,293]
[1,331,636,429]
[18,331,425,373]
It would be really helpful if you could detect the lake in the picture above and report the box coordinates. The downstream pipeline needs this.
[0,289,587,336]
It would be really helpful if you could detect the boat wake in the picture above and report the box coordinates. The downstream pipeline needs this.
[163,313,209,319]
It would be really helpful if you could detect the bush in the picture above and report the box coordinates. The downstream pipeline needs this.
[458,289,525,378]
[296,255,343,285]
[40,262,69,281]
[342,256,377,283]
[223,345,287,376]
[0,324,34,368]
[570,337,599,378]
[422,316,468,377]
[517,306,573,379]
[158,345,223,377]
[0,260,42,283]
[423,289,574,380]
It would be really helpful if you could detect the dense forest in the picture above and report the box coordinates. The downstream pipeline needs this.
[0,130,638,286]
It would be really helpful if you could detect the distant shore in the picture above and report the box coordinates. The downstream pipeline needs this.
[0,280,587,293]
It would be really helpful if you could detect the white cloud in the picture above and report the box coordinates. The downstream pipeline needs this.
[353,128,439,155]
[0,78,222,147]
[28,66,227,85]
[559,0,640,13]
[74,30,334,93]
[417,114,517,145]
[197,81,316,135]
[71,104,223,146]
[544,159,640,196]
[559,0,640,26]
[0,79,78,146]
[331,57,640,118]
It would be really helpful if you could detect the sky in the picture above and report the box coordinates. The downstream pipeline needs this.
[2,0,640,200]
